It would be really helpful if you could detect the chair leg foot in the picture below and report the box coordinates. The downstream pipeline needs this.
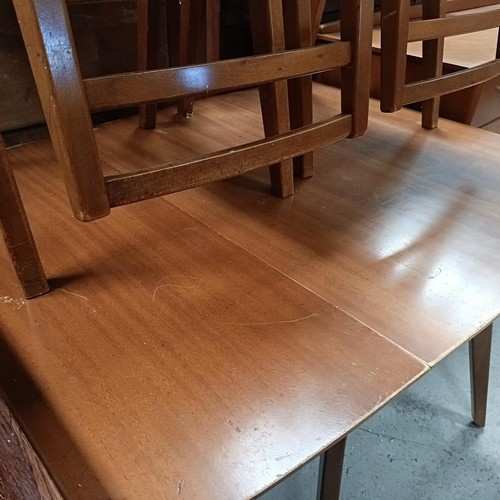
[269,159,295,198]
[317,436,347,500]
[469,323,493,427]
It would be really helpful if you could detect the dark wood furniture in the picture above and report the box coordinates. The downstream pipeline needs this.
[12,0,372,222]
[380,0,500,128]
[2,0,373,299]
[0,391,63,499]
[316,1,500,128]
[1,2,498,497]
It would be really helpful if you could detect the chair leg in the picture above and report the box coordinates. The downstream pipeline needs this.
[0,138,49,299]
[496,26,500,59]
[311,0,327,38]
[283,0,314,179]
[420,0,446,129]
[317,437,347,500]
[469,323,493,428]
[178,0,196,116]
[138,0,166,129]
[380,0,410,113]
[205,0,220,63]
[248,0,294,197]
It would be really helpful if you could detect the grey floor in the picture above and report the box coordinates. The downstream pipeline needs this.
[260,321,500,500]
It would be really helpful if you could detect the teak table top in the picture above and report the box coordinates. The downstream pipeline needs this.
[0,114,426,497]
[168,85,500,365]
[0,83,498,499]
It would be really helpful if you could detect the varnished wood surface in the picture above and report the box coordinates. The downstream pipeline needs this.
[84,44,351,111]
[0,110,426,498]
[164,84,500,365]
[0,392,63,500]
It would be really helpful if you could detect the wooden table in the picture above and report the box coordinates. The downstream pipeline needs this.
[0,127,425,498]
[1,83,498,498]
[169,84,500,366]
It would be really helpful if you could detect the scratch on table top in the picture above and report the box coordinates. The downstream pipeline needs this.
[172,226,199,236]
[55,288,89,301]
[380,196,398,206]
[152,275,202,302]
[223,309,329,326]
[227,419,242,433]
[427,267,442,280]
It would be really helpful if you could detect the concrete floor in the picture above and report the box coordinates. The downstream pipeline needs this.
[260,321,500,500]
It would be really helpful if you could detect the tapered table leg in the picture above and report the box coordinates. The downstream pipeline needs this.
[469,323,493,427]
[317,437,347,500]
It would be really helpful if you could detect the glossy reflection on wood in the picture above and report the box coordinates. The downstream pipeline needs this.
[0,128,426,498]
[167,84,500,366]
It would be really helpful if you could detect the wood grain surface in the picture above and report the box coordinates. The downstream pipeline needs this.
[0,93,426,498]
[1,83,498,499]
[167,84,500,365]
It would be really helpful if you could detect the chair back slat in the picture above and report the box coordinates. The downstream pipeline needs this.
[408,8,500,41]
[404,59,500,104]
[85,43,352,112]
[106,115,352,207]
[448,0,500,12]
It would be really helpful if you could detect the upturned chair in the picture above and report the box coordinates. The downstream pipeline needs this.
[6,0,373,295]
[380,0,500,128]
[0,134,48,298]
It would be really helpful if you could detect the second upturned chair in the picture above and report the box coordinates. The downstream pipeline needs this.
[380,0,500,128]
